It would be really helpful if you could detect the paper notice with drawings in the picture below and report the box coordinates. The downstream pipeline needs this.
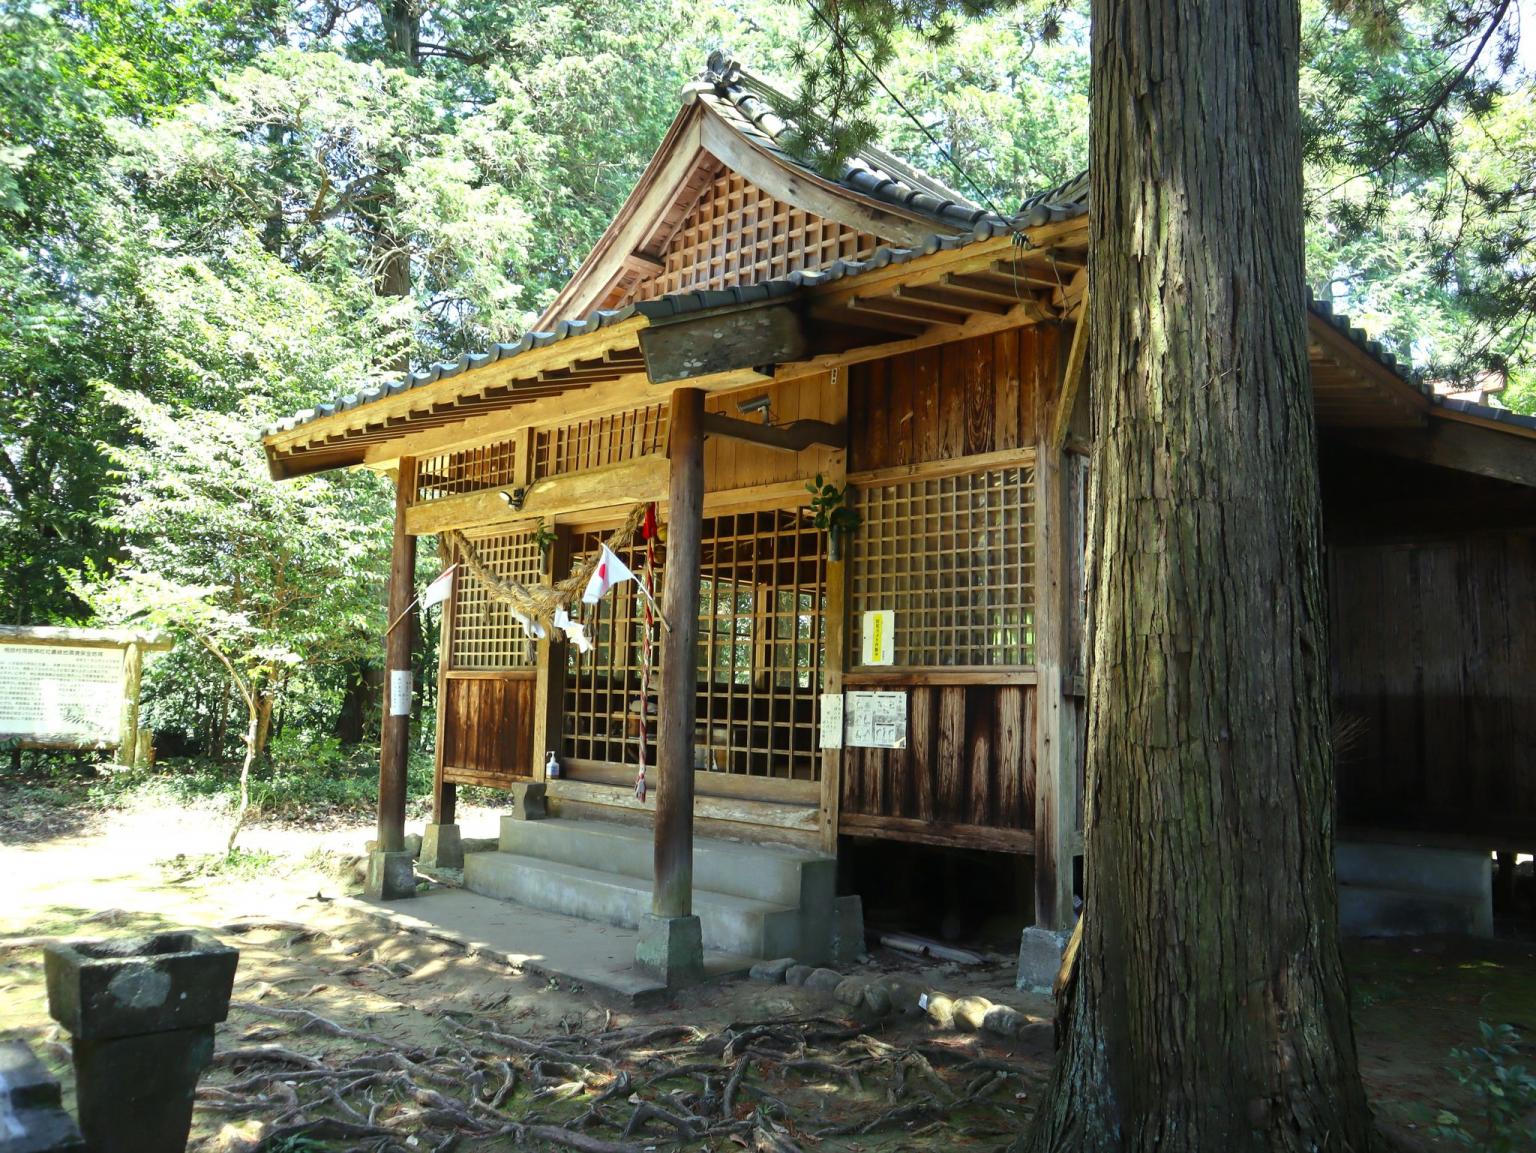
[845,691,906,749]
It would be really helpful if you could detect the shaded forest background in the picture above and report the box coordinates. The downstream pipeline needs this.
[2,0,1531,777]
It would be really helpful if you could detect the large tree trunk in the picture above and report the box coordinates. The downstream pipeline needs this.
[1026,1,1375,1150]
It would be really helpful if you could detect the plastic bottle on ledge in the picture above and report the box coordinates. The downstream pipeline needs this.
[545,750,561,780]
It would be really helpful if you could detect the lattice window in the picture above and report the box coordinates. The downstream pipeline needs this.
[449,530,545,670]
[629,169,881,303]
[851,467,1036,668]
[417,440,518,503]
[560,508,825,782]
[533,404,669,479]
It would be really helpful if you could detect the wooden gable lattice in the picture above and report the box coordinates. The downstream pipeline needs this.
[616,165,884,308]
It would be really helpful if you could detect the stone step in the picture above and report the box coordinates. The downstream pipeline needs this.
[497,816,834,910]
[463,851,804,958]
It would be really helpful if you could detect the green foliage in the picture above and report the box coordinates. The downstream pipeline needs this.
[806,474,860,536]
[1431,1021,1536,1152]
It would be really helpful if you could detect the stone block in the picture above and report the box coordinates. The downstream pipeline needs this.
[862,983,892,1016]
[982,1005,1025,1038]
[635,914,704,988]
[1016,925,1072,993]
[507,781,548,821]
[952,995,993,1031]
[749,957,796,983]
[421,824,464,869]
[0,1038,64,1109]
[0,1040,86,1153]
[785,964,814,987]
[804,967,843,993]
[44,931,238,1041]
[833,976,868,1006]
[365,850,417,900]
[921,992,955,1028]
[829,894,865,965]
[403,832,423,860]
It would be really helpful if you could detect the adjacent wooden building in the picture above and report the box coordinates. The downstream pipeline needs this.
[264,53,1536,951]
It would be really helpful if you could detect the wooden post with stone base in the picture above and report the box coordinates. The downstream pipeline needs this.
[1018,348,1083,990]
[637,387,706,986]
[369,460,419,900]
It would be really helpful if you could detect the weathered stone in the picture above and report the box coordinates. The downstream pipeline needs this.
[879,976,928,1016]
[804,967,843,994]
[952,995,993,1031]
[1016,925,1072,993]
[44,931,238,1041]
[749,957,796,983]
[635,914,704,988]
[833,976,868,1006]
[785,964,814,987]
[922,992,955,1028]
[0,1040,87,1153]
[365,850,416,900]
[402,832,423,860]
[420,824,463,869]
[72,1027,214,1153]
[829,894,866,965]
[862,982,892,1016]
[44,932,238,1153]
[507,781,548,821]
[981,1005,1025,1038]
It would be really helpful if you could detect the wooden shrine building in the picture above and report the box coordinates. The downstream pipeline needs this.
[264,53,1536,977]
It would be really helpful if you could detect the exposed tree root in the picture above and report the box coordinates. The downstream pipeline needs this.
[198,1002,1039,1152]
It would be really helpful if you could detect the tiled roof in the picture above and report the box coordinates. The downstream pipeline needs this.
[687,50,1006,235]
[264,55,1529,447]
[265,222,1026,438]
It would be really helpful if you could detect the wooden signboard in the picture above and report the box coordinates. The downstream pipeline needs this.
[0,627,172,766]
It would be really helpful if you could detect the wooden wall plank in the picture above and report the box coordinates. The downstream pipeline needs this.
[910,686,936,822]
[996,685,1025,829]
[937,685,966,821]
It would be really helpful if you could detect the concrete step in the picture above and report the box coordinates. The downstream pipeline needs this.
[1338,882,1490,937]
[463,851,802,958]
[497,816,835,910]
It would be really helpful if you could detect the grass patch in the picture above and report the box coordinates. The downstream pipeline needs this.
[162,847,284,879]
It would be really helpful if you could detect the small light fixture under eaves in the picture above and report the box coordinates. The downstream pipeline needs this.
[736,394,772,424]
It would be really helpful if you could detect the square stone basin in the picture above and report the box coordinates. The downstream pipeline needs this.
[44,930,238,1041]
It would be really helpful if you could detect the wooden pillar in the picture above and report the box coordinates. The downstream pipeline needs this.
[653,388,704,919]
[377,459,418,855]
[531,526,571,780]
[117,641,143,769]
[818,369,849,856]
[1033,424,1076,929]
[431,553,458,827]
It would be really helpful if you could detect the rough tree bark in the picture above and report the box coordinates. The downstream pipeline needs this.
[1026,1,1376,1150]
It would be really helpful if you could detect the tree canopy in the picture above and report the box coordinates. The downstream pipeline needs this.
[2,0,1531,759]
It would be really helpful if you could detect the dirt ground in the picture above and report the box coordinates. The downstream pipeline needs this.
[2,785,1532,1152]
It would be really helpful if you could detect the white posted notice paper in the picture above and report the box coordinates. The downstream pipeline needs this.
[389,669,413,717]
[860,610,895,665]
[819,692,845,749]
[845,691,907,749]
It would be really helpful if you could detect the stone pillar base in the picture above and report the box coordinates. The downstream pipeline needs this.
[635,914,704,988]
[73,1027,213,1153]
[421,823,463,869]
[1016,925,1071,993]
[508,781,547,821]
[365,850,417,900]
